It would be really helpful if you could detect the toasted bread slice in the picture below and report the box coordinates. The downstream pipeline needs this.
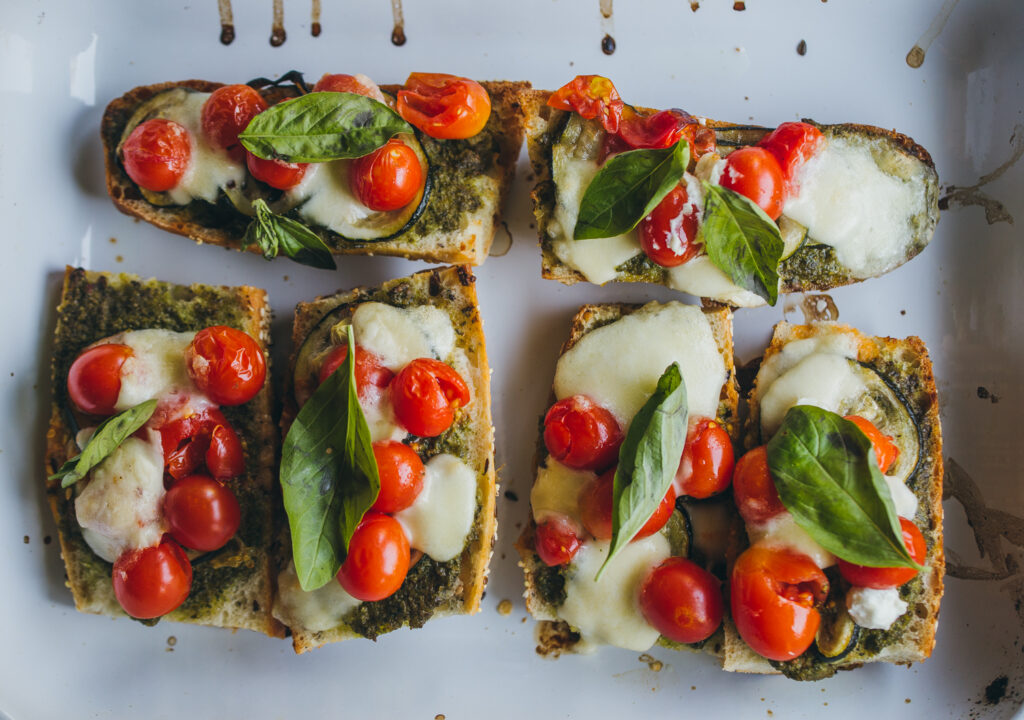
[44,267,283,636]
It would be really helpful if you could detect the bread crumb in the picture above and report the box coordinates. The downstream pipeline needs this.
[638,654,663,672]
[435,715,445,720]
[497,599,513,615]
[109,237,117,244]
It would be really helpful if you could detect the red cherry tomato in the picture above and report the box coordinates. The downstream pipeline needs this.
[845,415,899,474]
[206,423,244,479]
[543,395,623,471]
[731,546,828,662]
[837,517,926,589]
[534,515,582,567]
[317,344,394,403]
[578,468,676,541]
[349,139,424,212]
[112,538,193,619]
[676,419,735,499]
[246,151,308,190]
[163,474,241,552]
[719,146,785,220]
[67,343,133,416]
[732,446,785,525]
[396,73,491,140]
[639,556,724,644]
[122,118,191,192]
[312,73,387,103]
[390,358,471,437]
[757,121,824,187]
[337,512,410,601]
[185,326,266,406]
[547,75,624,134]
[638,185,700,268]
[371,441,425,513]
[618,107,693,150]
[159,407,237,479]
[201,84,268,162]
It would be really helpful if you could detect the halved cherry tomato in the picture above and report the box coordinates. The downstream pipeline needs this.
[112,538,193,619]
[246,152,308,190]
[371,441,425,513]
[543,395,622,471]
[67,343,133,416]
[317,344,394,403]
[185,326,266,406]
[732,446,785,525]
[578,468,676,541]
[337,511,410,601]
[390,358,470,437]
[547,75,623,134]
[163,474,241,552]
[676,419,735,499]
[160,407,231,476]
[845,415,899,474]
[534,514,582,567]
[731,546,828,661]
[396,73,491,140]
[349,139,424,212]
[122,118,191,192]
[719,146,785,220]
[757,121,824,188]
[638,185,700,268]
[312,73,387,103]
[837,517,926,589]
[639,556,723,644]
[201,84,268,162]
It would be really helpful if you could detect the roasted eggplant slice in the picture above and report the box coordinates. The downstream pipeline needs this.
[292,304,352,406]
[847,360,922,485]
[814,593,860,662]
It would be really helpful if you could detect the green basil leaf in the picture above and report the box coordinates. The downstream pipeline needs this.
[597,363,688,579]
[698,182,783,306]
[766,405,921,569]
[243,199,336,270]
[573,140,690,240]
[280,326,380,591]
[49,400,157,488]
[239,91,414,163]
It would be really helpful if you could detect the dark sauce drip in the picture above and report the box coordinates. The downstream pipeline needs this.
[733,1,746,9]
[311,0,321,36]
[217,0,234,45]
[797,39,807,55]
[601,33,616,55]
[392,24,407,46]
[391,0,406,45]
[270,0,285,46]
[220,23,235,45]
[312,23,322,37]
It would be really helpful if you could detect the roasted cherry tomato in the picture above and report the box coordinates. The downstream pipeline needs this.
[731,546,829,661]
[122,118,191,192]
[349,139,424,211]
[246,152,308,190]
[200,84,268,162]
[317,344,394,403]
[371,441,425,513]
[618,107,693,149]
[719,146,785,220]
[312,73,387,103]
[578,468,676,541]
[390,358,470,437]
[845,415,899,474]
[67,343,133,416]
[534,514,582,567]
[837,517,926,589]
[206,422,245,479]
[185,326,266,406]
[732,446,785,525]
[676,419,735,499]
[112,538,193,619]
[757,121,824,187]
[336,511,410,602]
[160,407,239,479]
[547,75,623,134]
[639,556,724,644]
[543,395,623,471]
[638,185,700,268]
[396,73,491,140]
[163,474,241,552]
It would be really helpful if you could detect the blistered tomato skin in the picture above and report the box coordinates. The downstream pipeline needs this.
[676,420,734,499]
[201,84,269,162]
[543,395,623,471]
[186,326,266,406]
[205,423,245,479]
[371,441,425,513]
[639,557,723,644]
[397,73,492,139]
[160,407,243,480]
[837,517,926,589]
[337,512,411,602]
[638,185,700,268]
[578,468,676,541]
[845,415,899,474]
[317,344,394,402]
[350,139,424,212]
[719,146,785,220]
[246,152,308,190]
[534,515,583,567]
[732,446,785,525]
[122,118,192,192]
[390,358,470,438]
[112,539,193,619]
[618,107,693,150]
[164,474,241,552]
[757,121,824,187]
[67,343,133,416]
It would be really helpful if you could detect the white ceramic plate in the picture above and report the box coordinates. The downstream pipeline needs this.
[2,1,1023,717]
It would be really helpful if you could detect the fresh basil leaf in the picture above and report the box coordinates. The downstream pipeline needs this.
[698,182,783,306]
[243,199,336,270]
[573,140,690,240]
[280,325,380,591]
[49,400,157,488]
[766,405,921,569]
[239,91,414,163]
[597,363,688,579]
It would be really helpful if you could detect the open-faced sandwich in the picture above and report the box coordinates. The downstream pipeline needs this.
[273,265,496,653]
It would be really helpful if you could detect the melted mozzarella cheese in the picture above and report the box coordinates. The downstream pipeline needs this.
[395,454,476,562]
[884,474,919,519]
[748,512,836,568]
[530,460,594,525]
[274,560,361,632]
[667,255,767,308]
[759,353,866,437]
[106,329,202,412]
[352,302,456,371]
[846,586,907,630]
[288,160,378,237]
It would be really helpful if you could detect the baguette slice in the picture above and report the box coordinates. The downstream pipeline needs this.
[274,265,496,653]
[723,322,944,678]
[44,267,283,636]
[102,78,530,266]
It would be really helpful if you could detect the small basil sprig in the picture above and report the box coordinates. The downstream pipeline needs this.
[49,399,157,488]
[766,405,922,570]
[573,140,690,240]
[698,182,783,306]
[597,363,688,579]
[239,91,414,163]
[280,326,381,591]
[243,199,336,270]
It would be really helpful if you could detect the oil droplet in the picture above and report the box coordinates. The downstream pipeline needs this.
[601,34,616,55]
[797,39,807,56]
[906,45,925,68]
[391,25,407,46]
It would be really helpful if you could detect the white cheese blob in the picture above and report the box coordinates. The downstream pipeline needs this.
[748,511,836,568]
[758,353,866,437]
[395,454,477,562]
[273,560,361,632]
[666,255,768,308]
[104,329,201,412]
[756,333,862,393]
[553,302,726,427]
[782,136,927,279]
[530,460,594,526]
[846,586,908,630]
[884,474,919,519]
[560,536,670,652]
[352,302,457,371]
[288,160,378,238]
